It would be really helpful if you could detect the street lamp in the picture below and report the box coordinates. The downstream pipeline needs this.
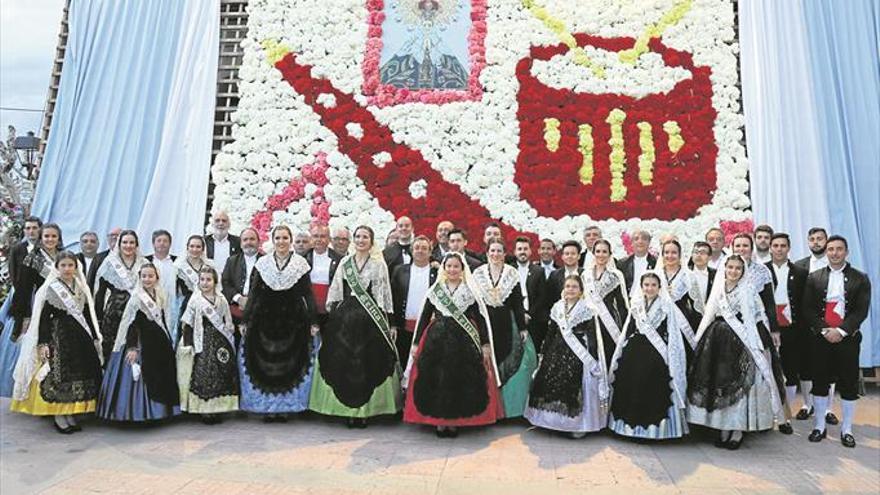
[13,131,40,179]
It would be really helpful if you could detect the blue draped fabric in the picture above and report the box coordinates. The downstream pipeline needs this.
[742,0,880,365]
[32,0,218,255]
[802,0,880,367]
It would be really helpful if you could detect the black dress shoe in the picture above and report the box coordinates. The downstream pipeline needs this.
[808,429,827,442]
[840,433,856,448]
[795,406,814,420]
[725,437,743,450]
[263,415,277,423]
[435,428,445,438]
[825,412,839,425]
[446,427,458,438]
[346,418,356,428]
[778,423,793,435]
[53,422,74,435]
[356,418,368,429]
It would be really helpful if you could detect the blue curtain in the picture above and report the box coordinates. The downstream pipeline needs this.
[743,0,880,365]
[32,0,218,255]
[802,0,880,367]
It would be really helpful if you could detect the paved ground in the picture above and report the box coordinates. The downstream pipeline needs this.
[1,391,878,495]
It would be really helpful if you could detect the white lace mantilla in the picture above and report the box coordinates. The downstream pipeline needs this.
[472,264,520,307]
[327,255,393,312]
[180,291,235,354]
[114,288,171,352]
[253,253,310,291]
[174,257,214,292]
[550,298,595,330]
[584,267,625,299]
[97,253,146,292]
[665,267,693,303]
[428,282,477,318]
[23,248,56,279]
[746,261,773,289]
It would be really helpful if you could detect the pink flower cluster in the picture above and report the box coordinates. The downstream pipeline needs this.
[250,152,332,242]
[720,219,755,246]
[361,0,487,107]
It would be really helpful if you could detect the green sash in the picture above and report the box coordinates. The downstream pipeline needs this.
[342,257,396,357]
[431,283,482,353]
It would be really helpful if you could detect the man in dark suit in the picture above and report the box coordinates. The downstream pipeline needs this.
[578,225,602,268]
[221,228,262,331]
[689,241,716,305]
[87,227,121,291]
[447,228,482,271]
[76,231,100,290]
[390,236,437,361]
[616,229,657,296]
[512,236,548,350]
[537,238,560,280]
[547,240,584,307]
[795,227,829,274]
[802,235,871,448]
[206,211,242,274]
[430,220,454,263]
[304,224,342,328]
[383,216,414,273]
[8,216,42,286]
[766,232,809,434]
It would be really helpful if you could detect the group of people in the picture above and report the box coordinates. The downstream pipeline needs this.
[0,213,871,450]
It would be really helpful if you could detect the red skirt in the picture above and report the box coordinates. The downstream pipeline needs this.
[403,321,504,427]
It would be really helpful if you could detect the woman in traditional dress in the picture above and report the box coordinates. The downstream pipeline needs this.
[239,225,318,422]
[404,252,502,437]
[4,224,62,396]
[10,252,103,433]
[659,240,699,355]
[94,230,147,362]
[97,263,179,422]
[177,266,239,424]
[581,239,628,368]
[310,225,401,428]
[471,240,536,418]
[686,255,785,449]
[608,271,691,440]
[173,235,212,345]
[524,275,608,438]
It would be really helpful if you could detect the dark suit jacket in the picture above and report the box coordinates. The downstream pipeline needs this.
[536,260,560,280]
[221,252,263,305]
[802,263,871,336]
[76,253,103,292]
[7,240,30,286]
[512,262,548,332]
[390,263,438,329]
[87,249,111,293]
[616,253,657,295]
[547,267,583,306]
[205,234,242,260]
[145,254,178,263]
[304,248,342,284]
[383,242,412,273]
[766,260,808,329]
[430,245,450,264]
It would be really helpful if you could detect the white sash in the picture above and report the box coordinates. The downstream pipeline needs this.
[49,280,93,340]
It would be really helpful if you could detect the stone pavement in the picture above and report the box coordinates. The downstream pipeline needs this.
[1,391,878,495]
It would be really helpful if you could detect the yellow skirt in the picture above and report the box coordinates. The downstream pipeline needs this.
[10,379,97,416]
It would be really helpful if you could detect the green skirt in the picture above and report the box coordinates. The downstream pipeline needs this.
[308,358,402,418]
[500,333,538,418]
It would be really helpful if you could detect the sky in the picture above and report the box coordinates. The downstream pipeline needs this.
[0,0,66,136]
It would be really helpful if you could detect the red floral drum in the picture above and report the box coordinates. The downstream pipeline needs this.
[514,35,717,221]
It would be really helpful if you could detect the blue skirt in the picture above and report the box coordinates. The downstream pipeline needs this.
[97,351,179,422]
[0,291,21,398]
[238,334,319,414]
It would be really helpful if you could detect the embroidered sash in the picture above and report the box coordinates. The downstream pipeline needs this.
[431,282,482,353]
[342,256,396,356]
[49,280,92,339]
